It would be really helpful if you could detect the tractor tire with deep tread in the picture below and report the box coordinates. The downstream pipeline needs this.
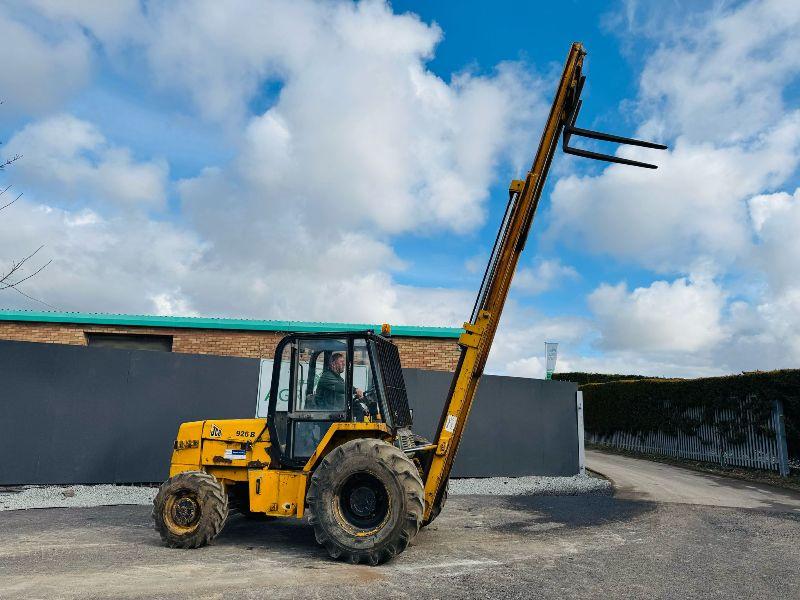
[152,470,228,549]
[306,438,424,565]
[422,478,448,527]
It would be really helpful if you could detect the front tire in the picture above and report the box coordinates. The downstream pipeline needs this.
[306,439,424,565]
[152,470,228,548]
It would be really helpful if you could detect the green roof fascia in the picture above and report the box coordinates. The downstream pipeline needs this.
[0,310,463,339]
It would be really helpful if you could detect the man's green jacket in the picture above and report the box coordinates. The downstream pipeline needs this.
[315,368,348,410]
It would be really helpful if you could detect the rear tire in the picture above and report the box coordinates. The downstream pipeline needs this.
[152,470,228,548]
[306,438,424,565]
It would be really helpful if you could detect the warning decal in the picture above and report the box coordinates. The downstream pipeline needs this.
[444,415,458,433]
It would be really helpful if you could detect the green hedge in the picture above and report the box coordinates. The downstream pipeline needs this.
[553,372,657,385]
[580,370,800,459]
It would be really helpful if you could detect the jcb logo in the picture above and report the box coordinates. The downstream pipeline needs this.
[210,424,222,438]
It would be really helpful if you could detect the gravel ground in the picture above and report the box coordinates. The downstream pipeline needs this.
[0,485,158,511]
[0,474,609,511]
[2,495,799,599]
[449,473,611,496]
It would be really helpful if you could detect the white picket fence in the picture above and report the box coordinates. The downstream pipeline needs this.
[586,399,790,476]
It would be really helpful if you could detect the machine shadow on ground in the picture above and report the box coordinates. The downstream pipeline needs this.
[141,511,327,560]
[497,494,657,532]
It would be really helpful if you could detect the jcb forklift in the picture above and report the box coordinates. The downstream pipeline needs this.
[153,43,666,564]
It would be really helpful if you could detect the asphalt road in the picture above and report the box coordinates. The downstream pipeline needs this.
[2,490,799,599]
[586,449,800,511]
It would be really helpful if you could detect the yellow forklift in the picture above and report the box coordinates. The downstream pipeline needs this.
[153,43,666,564]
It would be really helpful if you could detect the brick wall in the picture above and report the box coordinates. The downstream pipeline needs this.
[0,321,460,371]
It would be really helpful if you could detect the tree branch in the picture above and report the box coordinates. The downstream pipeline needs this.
[0,245,45,286]
[0,257,52,290]
[0,191,22,212]
[7,284,57,310]
[0,247,55,309]
[0,154,21,170]
[0,100,51,307]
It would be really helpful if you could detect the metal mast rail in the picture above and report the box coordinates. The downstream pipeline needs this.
[422,42,666,519]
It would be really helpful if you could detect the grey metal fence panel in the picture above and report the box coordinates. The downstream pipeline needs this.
[404,370,580,477]
[0,340,261,485]
[1,339,580,484]
[587,396,790,474]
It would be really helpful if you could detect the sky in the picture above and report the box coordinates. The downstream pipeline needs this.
[1,0,799,378]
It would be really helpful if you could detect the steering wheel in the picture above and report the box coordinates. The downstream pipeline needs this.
[354,387,379,420]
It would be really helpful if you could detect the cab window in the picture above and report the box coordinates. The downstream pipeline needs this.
[295,338,348,411]
[352,339,383,422]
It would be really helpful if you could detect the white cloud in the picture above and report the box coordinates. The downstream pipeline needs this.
[748,187,800,294]
[4,0,800,380]
[504,355,546,378]
[145,2,546,322]
[23,0,144,44]
[554,352,728,380]
[16,0,544,235]
[532,0,800,377]
[0,1,545,332]
[5,115,168,212]
[214,56,538,237]
[150,292,199,317]
[0,9,91,117]
[752,290,800,363]
[637,0,800,145]
[464,252,486,275]
[0,200,205,313]
[513,258,578,295]
[485,303,591,376]
[588,274,726,353]
[547,113,800,272]
[548,0,800,274]
[471,2,800,382]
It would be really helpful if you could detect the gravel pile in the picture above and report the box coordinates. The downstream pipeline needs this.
[0,485,158,511]
[449,474,612,496]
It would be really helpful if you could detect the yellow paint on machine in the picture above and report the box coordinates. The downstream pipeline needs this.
[170,418,271,482]
[168,419,392,516]
[303,422,392,473]
[422,43,590,520]
[154,43,666,563]
[201,418,268,442]
[248,469,309,518]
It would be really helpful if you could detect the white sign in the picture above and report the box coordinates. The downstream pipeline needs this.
[545,342,558,380]
[224,449,247,461]
[444,414,458,433]
[256,359,278,417]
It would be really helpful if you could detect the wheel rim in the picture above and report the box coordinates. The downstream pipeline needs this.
[164,491,202,533]
[337,472,390,533]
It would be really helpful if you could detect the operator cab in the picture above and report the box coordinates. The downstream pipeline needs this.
[265,331,412,469]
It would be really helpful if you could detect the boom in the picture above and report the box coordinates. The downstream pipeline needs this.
[422,42,666,519]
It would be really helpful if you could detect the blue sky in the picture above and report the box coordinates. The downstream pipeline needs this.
[1,0,799,378]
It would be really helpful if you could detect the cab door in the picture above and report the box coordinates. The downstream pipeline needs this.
[286,336,351,465]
